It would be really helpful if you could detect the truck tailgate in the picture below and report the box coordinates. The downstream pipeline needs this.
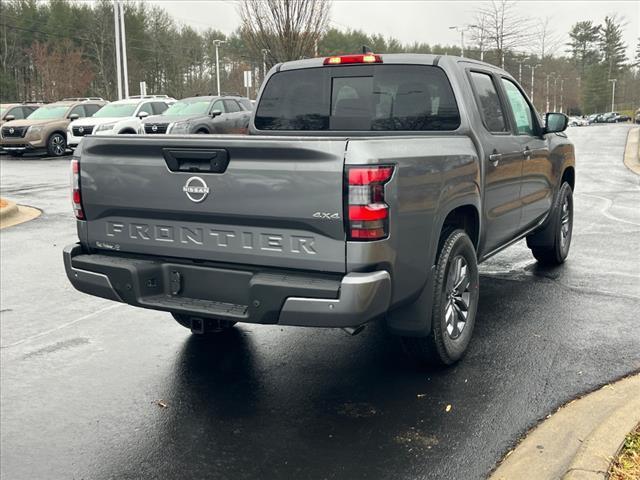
[78,135,348,273]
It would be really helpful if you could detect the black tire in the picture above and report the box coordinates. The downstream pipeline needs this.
[46,132,66,157]
[195,129,209,134]
[401,229,480,366]
[526,182,573,266]
[171,313,237,334]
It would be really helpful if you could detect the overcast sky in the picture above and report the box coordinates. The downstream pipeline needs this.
[148,0,639,59]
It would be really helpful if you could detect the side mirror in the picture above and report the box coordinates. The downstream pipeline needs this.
[4,114,15,121]
[69,113,80,120]
[544,113,568,134]
[210,109,222,118]
[137,111,149,119]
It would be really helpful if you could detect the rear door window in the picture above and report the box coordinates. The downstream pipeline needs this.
[469,72,507,133]
[255,64,460,131]
[223,100,241,113]
[151,102,168,115]
[84,104,102,116]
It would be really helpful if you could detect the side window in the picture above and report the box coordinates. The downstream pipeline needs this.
[501,78,535,135]
[9,107,25,119]
[84,104,101,116]
[151,102,168,115]
[239,99,253,110]
[223,100,241,113]
[138,102,153,115]
[469,72,507,133]
[69,105,86,118]
[211,100,226,114]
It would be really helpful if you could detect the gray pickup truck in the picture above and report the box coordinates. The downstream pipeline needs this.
[64,53,575,365]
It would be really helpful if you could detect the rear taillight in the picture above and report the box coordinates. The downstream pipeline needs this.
[71,158,84,219]
[346,166,394,241]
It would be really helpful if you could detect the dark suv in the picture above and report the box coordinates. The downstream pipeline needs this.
[141,95,252,135]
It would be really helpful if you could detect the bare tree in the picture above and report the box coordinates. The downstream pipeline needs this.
[239,0,331,63]
[535,17,564,61]
[469,13,489,61]
[31,41,94,101]
[476,0,533,68]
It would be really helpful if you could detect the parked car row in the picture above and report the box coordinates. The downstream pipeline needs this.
[586,112,632,124]
[67,96,174,149]
[0,94,253,157]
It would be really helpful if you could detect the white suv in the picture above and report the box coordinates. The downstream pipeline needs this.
[67,97,173,149]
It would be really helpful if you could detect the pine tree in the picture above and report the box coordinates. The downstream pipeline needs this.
[599,16,627,78]
[567,21,601,75]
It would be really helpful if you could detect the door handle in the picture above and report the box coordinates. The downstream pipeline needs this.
[489,152,502,165]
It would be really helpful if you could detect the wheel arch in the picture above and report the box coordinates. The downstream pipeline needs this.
[561,166,575,191]
[439,204,480,250]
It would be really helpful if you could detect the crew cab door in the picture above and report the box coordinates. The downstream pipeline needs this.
[468,70,524,252]
[498,77,553,229]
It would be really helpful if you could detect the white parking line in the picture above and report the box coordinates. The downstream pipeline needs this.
[0,303,123,349]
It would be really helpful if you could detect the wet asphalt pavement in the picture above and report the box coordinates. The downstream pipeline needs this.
[1,125,639,480]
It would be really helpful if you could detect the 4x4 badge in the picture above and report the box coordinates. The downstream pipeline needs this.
[182,176,210,203]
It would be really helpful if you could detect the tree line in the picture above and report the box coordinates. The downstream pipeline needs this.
[0,0,637,114]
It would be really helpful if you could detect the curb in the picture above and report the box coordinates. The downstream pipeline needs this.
[623,127,640,175]
[563,401,639,479]
[0,199,41,229]
[490,374,640,480]
[0,198,18,221]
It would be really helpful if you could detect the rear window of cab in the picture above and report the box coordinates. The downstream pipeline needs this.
[255,64,460,131]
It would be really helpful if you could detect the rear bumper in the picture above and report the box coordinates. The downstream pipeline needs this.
[63,243,391,328]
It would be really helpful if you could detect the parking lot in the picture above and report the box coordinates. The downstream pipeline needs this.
[1,124,639,479]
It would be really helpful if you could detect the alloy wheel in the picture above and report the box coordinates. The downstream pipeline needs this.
[444,255,471,340]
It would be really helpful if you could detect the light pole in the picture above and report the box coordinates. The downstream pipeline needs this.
[261,48,269,80]
[118,1,129,98]
[449,25,473,58]
[546,72,555,113]
[528,63,542,106]
[560,78,564,113]
[553,75,559,112]
[608,79,617,112]
[516,56,529,83]
[113,2,122,100]
[213,39,226,96]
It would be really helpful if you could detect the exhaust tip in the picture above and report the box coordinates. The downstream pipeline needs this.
[342,325,366,336]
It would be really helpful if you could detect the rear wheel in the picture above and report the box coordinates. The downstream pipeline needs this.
[46,133,66,157]
[171,313,237,334]
[527,182,573,265]
[401,229,479,366]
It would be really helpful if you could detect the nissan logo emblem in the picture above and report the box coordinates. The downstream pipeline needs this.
[151,124,158,132]
[9,128,14,134]
[182,176,210,203]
